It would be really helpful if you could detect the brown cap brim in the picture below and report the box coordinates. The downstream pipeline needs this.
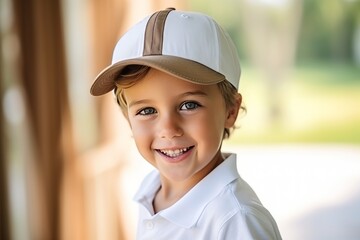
[90,55,225,96]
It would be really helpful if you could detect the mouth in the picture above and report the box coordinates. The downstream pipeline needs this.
[157,146,194,158]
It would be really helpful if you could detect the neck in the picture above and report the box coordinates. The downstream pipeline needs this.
[153,151,224,213]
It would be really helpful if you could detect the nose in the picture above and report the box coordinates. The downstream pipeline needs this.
[157,112,183,139]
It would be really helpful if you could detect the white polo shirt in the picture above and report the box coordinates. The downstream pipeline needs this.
[134,154,282,240]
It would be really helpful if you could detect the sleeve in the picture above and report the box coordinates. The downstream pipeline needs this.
[217,208,282,240]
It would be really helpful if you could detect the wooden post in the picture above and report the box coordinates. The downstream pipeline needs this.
[12,0,72,239]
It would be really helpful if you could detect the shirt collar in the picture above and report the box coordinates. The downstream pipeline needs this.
[134,153,239,228]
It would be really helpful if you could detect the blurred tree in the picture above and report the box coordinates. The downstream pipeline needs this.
[352,2,360,65]
[239,0,303,126]
[297,0,360,63]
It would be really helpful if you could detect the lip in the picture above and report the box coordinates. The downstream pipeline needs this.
[155,146,194,163]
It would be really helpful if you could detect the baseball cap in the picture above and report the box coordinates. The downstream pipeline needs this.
[90,8,241,96]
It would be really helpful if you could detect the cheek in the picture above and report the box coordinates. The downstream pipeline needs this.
[207,119,225,142]
[188,110,225,143]
[129,120,152,148]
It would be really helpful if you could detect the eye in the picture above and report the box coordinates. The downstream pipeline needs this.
[137,107,157,115]
[180,101,201,110]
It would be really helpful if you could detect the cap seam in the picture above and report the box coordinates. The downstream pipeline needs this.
[144,9,173,56]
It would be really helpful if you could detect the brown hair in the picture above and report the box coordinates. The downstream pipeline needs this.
[114,65,245,139]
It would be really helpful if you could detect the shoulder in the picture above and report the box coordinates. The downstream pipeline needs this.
[202,178,282,240]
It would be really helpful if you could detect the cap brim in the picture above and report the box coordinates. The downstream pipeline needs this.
[90,55,225,96]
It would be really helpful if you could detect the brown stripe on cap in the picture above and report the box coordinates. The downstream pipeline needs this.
[143,8,174,56]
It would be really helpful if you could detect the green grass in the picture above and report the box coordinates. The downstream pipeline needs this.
[295,62,360,85]
[227,62,360,145]
[228,120,360,144]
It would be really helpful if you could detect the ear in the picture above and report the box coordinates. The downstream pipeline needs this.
[224,93,242,129]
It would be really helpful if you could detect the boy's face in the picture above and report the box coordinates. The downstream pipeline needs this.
[123,68,239,184]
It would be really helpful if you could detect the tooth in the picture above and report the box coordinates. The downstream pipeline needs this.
[159,147,191,157]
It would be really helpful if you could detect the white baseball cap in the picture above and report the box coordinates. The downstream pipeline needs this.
[90,8,241,96]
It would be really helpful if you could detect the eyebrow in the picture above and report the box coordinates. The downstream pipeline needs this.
[128,90,208,108]
[128,99,152,108]
[180,90,208,98]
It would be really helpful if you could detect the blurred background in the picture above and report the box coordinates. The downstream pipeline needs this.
[1,0,359,239]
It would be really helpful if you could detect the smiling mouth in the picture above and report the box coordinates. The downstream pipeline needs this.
[157,146,193,158]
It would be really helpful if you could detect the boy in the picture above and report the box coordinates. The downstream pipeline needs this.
[90,8,282,240]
